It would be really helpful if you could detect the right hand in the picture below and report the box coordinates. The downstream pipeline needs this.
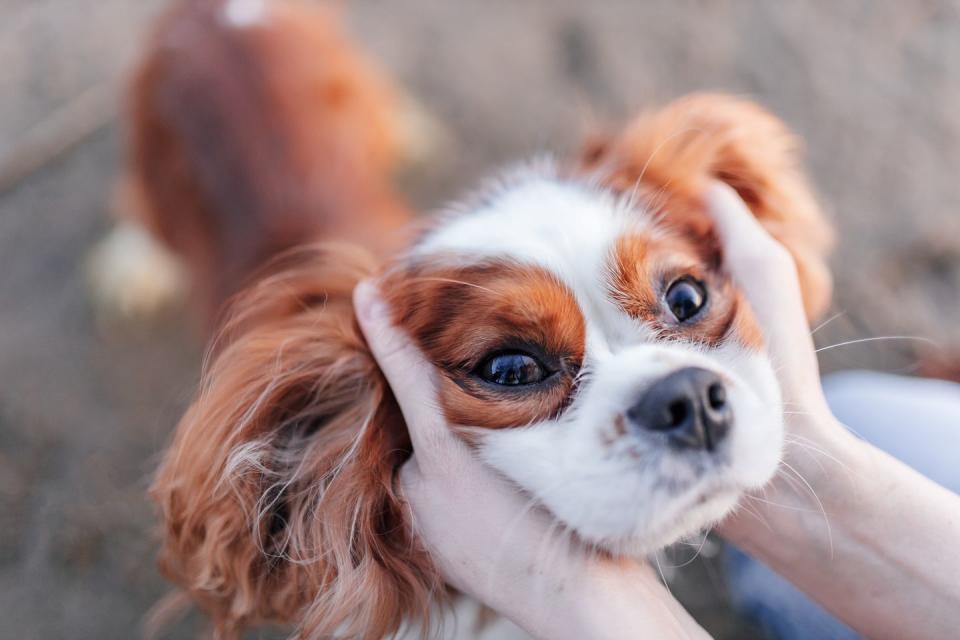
[704,183,854,464]
[707,181,960,640]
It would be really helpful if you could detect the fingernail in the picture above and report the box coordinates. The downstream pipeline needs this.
[354,279,387,323]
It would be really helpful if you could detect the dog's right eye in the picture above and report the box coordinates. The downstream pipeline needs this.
[477,352,548,386]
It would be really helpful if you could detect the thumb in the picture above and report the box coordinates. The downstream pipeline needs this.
[704,182,820,397]
[705,183,812,343]
[353,279,451,458]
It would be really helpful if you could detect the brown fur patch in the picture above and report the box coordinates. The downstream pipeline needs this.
[581,93,833,322]
[609,231,763,349]
[383,259,586,429]
[126,0,412,325]
[152,244,442,640]
[608,233,658,321]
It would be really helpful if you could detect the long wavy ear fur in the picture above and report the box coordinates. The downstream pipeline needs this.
[150,245,440,639]
[582,93,834,320]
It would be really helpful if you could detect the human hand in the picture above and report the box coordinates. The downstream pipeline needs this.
[704,183,857,470]
[353,280,710,640]
[706,183,960,640]
[704,181,864,547]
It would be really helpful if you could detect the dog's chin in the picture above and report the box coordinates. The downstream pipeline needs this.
[590,486,743,558]
[629,445,782,556]
[578,444,783,558]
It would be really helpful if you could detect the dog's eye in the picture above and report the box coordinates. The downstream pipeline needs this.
[665,278,707,322]
[477,352,547,386]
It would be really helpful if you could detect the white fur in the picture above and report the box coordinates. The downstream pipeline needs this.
[222,0,267,28]
[86,221,187,319]
[417,171,656,311]
[416,165,784,555]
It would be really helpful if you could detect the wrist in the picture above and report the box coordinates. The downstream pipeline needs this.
[783,411,866,491]
[551,556,709,640]
[721,413,869,561]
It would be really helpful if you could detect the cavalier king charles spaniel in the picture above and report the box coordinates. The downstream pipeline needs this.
[127,0,832,637]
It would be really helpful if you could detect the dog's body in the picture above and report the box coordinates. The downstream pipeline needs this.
[135,1,832,637]
[125,0,411,325]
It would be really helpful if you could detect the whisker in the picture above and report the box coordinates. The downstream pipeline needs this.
[746,494,821,514]
[640,175,679,218]
[653,549,673,594]
[402,276,497,295]
[780,460,834,559]
[784,434,852,472]
[633,127,705,188]
[814,335,935,355]
[809,310,846,336]
[784,440,829,475]
[734,498,774,532]
[661,529,712,569]
[774,468,806,496]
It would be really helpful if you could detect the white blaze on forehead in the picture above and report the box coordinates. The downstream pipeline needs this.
[415,170,655,302]
[415,169,664,354]
[223,0,268,28]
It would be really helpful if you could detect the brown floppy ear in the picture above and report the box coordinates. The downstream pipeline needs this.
[150,245,440,639]
[581,93,833,321]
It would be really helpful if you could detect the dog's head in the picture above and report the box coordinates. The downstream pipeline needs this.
[382,94,832,554]
[152,94,832,637]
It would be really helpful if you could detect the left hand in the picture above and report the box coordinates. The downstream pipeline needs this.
[354,279,710,640]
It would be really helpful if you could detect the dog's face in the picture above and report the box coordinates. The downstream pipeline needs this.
[384,170,782,553]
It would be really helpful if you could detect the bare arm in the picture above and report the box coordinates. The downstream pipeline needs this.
[708,183,960,639]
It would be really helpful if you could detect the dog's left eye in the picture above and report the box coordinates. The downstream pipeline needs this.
[665,278,707,322]
[477,352,548,386]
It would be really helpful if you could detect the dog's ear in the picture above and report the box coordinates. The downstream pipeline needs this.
[151,245,439,639]
[581,93,833,320]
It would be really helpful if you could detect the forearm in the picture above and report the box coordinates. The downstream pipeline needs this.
[506,557,710,640]
[724,420,960,639]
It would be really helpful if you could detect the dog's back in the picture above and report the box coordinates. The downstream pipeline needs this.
[124,0,412,323]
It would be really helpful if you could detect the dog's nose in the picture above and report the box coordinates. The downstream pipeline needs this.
[626,367,732,451]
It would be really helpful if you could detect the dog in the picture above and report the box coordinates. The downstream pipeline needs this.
[133,0,833,637]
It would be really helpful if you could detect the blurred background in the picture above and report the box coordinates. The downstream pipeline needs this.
[1,0,958,637]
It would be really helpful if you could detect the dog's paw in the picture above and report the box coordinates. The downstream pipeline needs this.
[392,91,452,172]
[86,222,187,321]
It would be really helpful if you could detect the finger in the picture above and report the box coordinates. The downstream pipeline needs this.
[353,279,456,457]
[705,183,822,399]
[703,182,787,253]
[705,182,811,339]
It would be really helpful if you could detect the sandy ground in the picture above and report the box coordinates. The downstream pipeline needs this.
[1,1,958,638]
